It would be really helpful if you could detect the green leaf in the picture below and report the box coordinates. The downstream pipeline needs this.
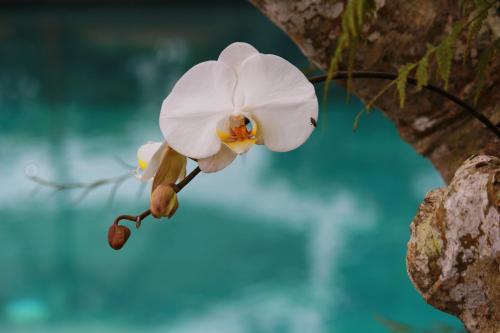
[344,0,358,37]
[396,63,417,108]
[324,0,375,103]
[435,22,463,90]
[355,0,365,29]
[416,45,436,90]
[323,33,348,102]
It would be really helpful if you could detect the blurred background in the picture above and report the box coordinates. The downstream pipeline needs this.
[0,1,464,332]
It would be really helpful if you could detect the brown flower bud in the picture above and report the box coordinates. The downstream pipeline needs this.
[108,224,131,250]
[150,184,178,218]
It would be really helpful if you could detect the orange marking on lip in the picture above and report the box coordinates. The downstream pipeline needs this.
[218,116,256,143]
[216,116,257,154]
[230,125,254,141]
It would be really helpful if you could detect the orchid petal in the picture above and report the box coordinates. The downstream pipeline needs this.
[136,141,168,182]
[137,141,163,170]
[152,147,187,192]
[218,42,259,70]
[198,145,237,173]
[160,61,236,159]
[234,54,318,152]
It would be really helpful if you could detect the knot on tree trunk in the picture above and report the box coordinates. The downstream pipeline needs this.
[407,155,500,333]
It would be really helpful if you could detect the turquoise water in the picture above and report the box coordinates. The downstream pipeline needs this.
[0,5,464,333]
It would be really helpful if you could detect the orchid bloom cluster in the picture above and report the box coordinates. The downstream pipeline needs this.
[108,42,319,248]
[141,42,318,213]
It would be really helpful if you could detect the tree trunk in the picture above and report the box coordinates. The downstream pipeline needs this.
[249,0,499,183]
[249,1,500,332]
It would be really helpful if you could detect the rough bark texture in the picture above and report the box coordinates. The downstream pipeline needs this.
[249,0,499,183]
[249,1,500,331]
[407,155,500,333]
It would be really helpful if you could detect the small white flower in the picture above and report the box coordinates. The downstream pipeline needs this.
[136,141,186,219]
[135,141,186,184]
[160,42,318,173]
[136,141,167,181]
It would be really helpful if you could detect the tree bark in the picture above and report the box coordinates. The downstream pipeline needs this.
[249,1,500,331]
[249,0,499,183]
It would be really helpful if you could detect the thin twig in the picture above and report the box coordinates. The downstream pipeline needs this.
[28,172,133,192]
[309,71,500,138]
[28,171,134,204]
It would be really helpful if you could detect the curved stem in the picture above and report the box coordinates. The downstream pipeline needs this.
[309,71,500,139]
[113,208,151,229]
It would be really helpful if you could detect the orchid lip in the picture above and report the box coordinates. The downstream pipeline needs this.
[216,114,257,154]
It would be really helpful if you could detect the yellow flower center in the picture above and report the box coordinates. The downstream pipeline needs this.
[216,115,257,154]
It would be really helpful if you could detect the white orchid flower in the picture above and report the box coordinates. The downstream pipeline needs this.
[135,141,185,183]
[136,141,187,219]
[136,141,167,181]
[160,42,318,173]
[136,140,223,180]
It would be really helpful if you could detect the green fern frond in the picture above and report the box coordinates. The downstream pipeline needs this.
[324,33,348,102]
[416,44,436,90]
[324,0,375,101]
[326,0,496,130]
[435,22,463,90]
[396,63,417,108]
[344,0,358,36]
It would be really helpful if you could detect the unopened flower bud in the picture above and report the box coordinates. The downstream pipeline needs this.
[108,224,131,250]
[150,184,178,218]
